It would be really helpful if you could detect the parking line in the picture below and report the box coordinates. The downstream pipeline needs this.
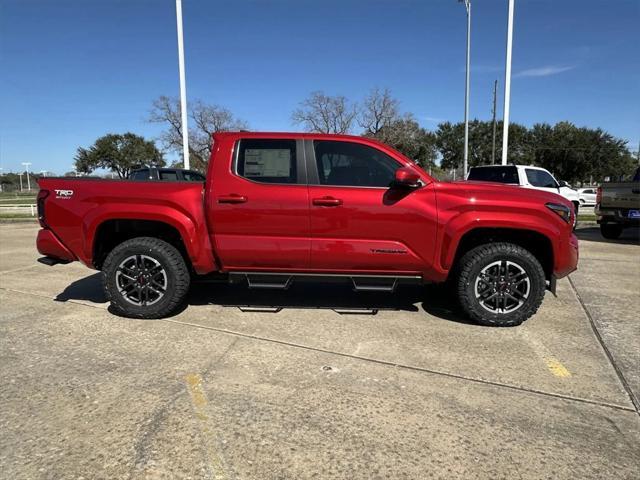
[517,329,572,378]
[184,373,229,480]
[544,358,572,378]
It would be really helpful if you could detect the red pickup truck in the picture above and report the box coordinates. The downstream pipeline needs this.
[36,132,578,326]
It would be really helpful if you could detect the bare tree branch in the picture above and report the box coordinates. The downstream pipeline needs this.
[148,96,248,171]
[291,91,357,134]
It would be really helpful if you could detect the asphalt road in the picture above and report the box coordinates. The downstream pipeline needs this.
[0,223,638,479]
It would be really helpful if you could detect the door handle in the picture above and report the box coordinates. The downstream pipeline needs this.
[218,194,248,204]
[313,196,343,207]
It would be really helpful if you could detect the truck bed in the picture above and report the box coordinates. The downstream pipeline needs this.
[37,177,212,271]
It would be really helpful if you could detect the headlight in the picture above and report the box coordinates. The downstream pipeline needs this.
[546,202,571,223]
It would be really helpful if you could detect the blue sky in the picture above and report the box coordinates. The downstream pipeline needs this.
[1,0,638,174]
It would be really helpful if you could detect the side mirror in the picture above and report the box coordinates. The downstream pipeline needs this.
[393,167,421,188]
[558,180,570,188]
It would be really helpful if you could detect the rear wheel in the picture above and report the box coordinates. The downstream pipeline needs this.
[456,243,546,327]
[572,202,579,229]
[600,223,623,240]
[102,237,190,318]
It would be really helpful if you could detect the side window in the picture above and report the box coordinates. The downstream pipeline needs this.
[130,170,150,180]
[237,139,297,184]
[183,171,205,182]
[526,169,558,188]
[313,140,400,187]
[159,170,178,181]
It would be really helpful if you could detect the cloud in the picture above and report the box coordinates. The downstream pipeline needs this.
[420,116,445,124]
[514,65,577,78]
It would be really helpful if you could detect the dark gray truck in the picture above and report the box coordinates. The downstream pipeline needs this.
[595,167,640,239]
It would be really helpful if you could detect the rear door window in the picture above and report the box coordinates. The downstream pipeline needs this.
[236,139,297,184]
[467,166,519,184]
[525,169,558,188]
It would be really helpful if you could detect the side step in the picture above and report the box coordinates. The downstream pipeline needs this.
[351,277,398,293]
[245,274,293,290]
[37,256,70,266]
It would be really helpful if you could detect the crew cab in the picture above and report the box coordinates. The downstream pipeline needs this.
[36,132,579,327]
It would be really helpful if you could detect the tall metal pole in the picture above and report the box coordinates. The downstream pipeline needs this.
[491,79,498,164]
[463,0,471,177]
[501,0,515,165]
[19,173,23,192]
[22,162,32,191]
[175,0,190,169]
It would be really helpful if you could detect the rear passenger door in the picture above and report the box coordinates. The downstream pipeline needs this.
[209,138,310,270]
[306,139,437,274]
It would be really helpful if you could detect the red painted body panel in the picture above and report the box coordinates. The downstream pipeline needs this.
[36,131,578,282]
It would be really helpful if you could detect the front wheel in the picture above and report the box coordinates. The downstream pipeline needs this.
[102,237,190,319]
[456,243,546,327]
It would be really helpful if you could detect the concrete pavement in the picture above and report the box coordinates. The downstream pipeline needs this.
[1,223,638,479]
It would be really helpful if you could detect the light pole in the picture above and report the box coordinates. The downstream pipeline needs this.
[501,0,515,165]
[175,0,190,169]
[19,172,23,192]
[460,0,471,177]
[22,162,32,191]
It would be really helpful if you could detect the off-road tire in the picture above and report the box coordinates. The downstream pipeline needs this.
[102,237,190,319]
[456,242,546,327]
[600,223,623,240]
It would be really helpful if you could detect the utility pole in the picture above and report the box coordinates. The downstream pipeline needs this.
[22,162,32,191]
[491,79,498,164]
[175,0,190,169]
[19,172,23,192]
[501,0,515,165]
[460,0,472,177]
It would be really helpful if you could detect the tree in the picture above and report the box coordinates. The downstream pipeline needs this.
[292,91,357,134]
[368,114,437,168]
[359,87,400,138]
[435,120,532,170]
[149,96,248,171]
[74,133,164,178]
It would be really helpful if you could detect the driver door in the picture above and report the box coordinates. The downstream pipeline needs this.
[306,139,437,274]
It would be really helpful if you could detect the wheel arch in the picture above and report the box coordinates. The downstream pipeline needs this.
[449,227,554,281]
[92,219,190,271]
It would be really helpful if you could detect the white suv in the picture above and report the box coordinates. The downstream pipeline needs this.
[467,164,580,224]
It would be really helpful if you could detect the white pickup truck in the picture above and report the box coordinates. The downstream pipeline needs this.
[467,164,580,226]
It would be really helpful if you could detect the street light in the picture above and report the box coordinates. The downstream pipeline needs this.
[459,0,471,178]
[21,162,32,191]
[501,0,515,165]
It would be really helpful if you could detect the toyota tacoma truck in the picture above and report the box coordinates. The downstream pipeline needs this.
[36,132,578,326]
[595,167,640,239]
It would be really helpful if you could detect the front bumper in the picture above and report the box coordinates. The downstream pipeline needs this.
[554,232,579,279]
[36,229,76,263]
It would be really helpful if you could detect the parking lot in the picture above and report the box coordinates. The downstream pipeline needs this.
[1,223,638,479]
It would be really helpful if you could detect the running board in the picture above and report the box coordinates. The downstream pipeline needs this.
[229,272,421,291]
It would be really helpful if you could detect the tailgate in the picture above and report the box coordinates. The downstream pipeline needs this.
[601,183,640,209]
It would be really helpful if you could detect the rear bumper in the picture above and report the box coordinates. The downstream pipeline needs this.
[554,232,579,279]
[36,229,76,263]
[595,206,640,226]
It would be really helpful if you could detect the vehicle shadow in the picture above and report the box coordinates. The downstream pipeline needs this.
[575,226,640,245]
[53,273,472,323]
[55,272,106,303]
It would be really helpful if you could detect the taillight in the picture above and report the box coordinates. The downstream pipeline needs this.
[596,186,602,205]
[37,190,49,228]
